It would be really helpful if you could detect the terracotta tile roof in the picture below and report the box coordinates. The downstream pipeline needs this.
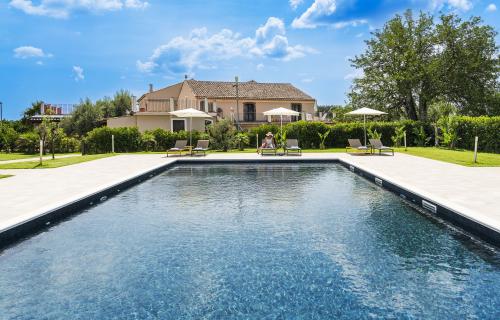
[186,80,315,101]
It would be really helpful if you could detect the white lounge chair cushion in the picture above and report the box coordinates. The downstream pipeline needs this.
[288,146,301,149]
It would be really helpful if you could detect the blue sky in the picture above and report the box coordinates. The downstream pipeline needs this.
[0,0,498,119]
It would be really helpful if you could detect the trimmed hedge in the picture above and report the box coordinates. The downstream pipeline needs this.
[454,116,500,153]
[147,128,209,151]
[83,127,209,154]
[83,127,142,154]
[247,120,432,149]
[248,124,280,147]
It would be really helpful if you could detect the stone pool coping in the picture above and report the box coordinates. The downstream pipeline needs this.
[0,153,499,248]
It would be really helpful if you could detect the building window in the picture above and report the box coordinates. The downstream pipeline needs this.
[172,119,186,132]
[200,100,215,112]
[243,103,256,122]
[291,103,302,121]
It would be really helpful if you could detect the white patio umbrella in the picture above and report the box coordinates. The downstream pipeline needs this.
[263,107,300,138]
[346,107,387,146]
[169,108,212,147]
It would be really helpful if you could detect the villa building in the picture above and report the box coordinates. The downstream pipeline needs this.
[107,79,317,132]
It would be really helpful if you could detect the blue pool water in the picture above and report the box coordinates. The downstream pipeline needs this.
[0,163,499,319]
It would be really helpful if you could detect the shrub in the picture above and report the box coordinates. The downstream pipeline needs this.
[141,132,157,151]
[208,119,236,151]
[391,125,405,147]
[318,130,330,150]
[438,116,459,149]
[147,128,176,151]
[233,132,250,151]
[16,131,39,154]
[412,125,431,147]
[59,136,80,153]
[0,124,19,152]
[367,127,382,140]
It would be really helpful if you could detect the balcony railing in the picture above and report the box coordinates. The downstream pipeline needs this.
[228,113,312,123]
[141,99,216,113]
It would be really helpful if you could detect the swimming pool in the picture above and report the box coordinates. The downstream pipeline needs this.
[0,163,498,319]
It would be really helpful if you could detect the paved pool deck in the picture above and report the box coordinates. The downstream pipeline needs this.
[0,153,499,243]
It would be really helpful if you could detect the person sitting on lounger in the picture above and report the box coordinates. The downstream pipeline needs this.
[261,132,275,148]
[258,132,276,154]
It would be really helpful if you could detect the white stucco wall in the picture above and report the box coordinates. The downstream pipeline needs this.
[107,114,210,132]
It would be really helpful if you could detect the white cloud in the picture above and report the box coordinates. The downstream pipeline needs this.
[486,3,497,11]
[125,0,149,9]
[256,63,264,70]
[13,46,52,59]
[330,19,367,30]
[291,0,368,30]
[9,0,149,18]
[430,0,473,11]
[301,77,314,83]
[344,69,364,80]
[289,0,304,10]
[256,17,285,44]
[73,66,84,81]
[292,0,337,29]
[137,17,316,75]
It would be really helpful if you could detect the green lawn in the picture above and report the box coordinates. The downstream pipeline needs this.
[0,174,13,179]
[395,147,500,167]
[0,152,79,161]
[0,153,41,161]
[0,154,114,169]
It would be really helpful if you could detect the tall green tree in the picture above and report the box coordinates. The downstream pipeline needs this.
[96,97,114,118]
[112,90,132,117]
[21,100,43,127]
[61,98,103,136]
[434,15,499,116]
[349,10,499,120]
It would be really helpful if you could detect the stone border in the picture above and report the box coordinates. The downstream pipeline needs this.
[1,158,498,250]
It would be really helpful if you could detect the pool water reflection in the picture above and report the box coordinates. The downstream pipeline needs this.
[0,164,498,319]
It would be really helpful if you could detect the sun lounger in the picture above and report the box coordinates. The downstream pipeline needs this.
[259,138,277,156]
[285,139,302,156]
[192,140,209,156]
[369,139,394,155]
[346,139,370,153]
[167,140,188,157]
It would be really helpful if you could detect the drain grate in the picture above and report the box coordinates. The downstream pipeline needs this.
[422,200,437,214]
[375,177,383,187]
[349,165,355,172]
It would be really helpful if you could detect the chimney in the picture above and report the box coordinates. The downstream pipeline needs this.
[131,95,137,112]
[149,83,153,93]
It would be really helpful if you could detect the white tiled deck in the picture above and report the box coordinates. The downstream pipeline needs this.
[0,152,499,238]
